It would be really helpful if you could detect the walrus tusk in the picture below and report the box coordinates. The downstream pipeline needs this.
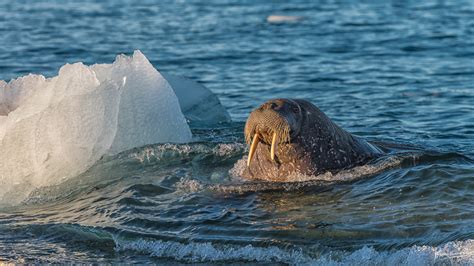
[271,132,277,161]
[247,133,260,166]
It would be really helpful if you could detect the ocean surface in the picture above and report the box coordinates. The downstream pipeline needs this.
[1,0,474,264]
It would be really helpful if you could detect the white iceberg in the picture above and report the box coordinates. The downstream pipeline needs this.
[0,50,195,203]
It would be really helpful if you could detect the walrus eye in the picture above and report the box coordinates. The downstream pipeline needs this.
[291,106,299,113]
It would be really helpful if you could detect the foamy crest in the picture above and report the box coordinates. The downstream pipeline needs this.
[129,143,246,165]
[284,156,402,183]
[228,156,248,179]
[114,238,474,264]
[175,178,204,193]
[0,51,192,204]
[114,239,309,263]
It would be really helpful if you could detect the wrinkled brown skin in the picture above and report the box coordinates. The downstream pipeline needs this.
[243,99,382,182]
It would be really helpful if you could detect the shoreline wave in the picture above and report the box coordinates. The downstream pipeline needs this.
[114,238,474,264]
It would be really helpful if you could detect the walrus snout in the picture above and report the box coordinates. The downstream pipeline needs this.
[244,99,302,166]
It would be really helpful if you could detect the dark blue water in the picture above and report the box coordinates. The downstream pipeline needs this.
[1,0,473,264]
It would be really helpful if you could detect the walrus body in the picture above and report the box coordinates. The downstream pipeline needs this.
[243,99,382,181]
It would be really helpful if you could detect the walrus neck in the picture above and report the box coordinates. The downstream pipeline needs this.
[291,99,354,150]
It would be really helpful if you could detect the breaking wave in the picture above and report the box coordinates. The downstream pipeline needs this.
[114,238,474,265]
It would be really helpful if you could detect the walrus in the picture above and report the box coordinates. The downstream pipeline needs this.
[243,98,382,181]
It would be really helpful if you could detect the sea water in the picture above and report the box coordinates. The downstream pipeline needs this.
[0,0,473,264]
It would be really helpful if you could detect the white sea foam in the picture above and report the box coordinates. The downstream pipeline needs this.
[230,156,402,183]
[114,238,474,265]
[129,143,246,164]
[175,178,204,193]
[0,51,192,204]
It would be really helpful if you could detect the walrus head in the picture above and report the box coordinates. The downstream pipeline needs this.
[243,98,382,181]
[244,99,305,166]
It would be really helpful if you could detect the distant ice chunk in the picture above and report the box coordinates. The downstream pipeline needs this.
[0,50,192,204]
[267,15,304,23]
[162,73,231,125]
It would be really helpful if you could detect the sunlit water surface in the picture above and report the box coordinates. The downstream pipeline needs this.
[0,0,473,264]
